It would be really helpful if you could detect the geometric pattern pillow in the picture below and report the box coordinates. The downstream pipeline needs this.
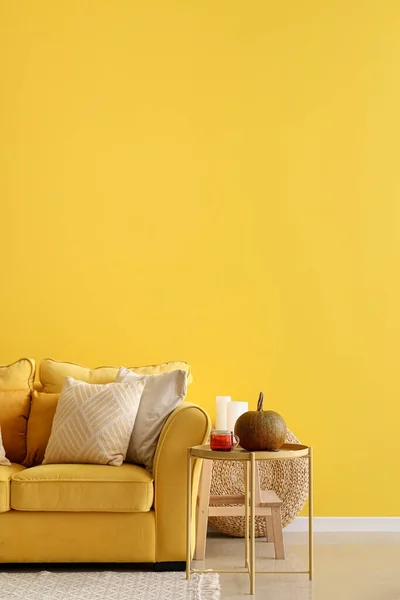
[42,377,145,467]
[0,426,11,466]
[116,367,187,471]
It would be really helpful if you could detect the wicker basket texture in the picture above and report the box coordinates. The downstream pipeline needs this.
[208,430,309,537]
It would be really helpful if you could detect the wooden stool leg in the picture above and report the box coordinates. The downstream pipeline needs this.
[271,506,285,559]
[194,459,212,560]
[265,515,274,543]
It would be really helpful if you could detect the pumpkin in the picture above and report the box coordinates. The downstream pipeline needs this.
[234,392,287,451]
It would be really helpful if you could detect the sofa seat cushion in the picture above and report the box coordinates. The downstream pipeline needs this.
[11,463,154,513]
[0,464,26,513]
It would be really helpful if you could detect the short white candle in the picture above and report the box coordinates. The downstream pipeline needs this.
[227,401,248,433]
[215,396,231,430]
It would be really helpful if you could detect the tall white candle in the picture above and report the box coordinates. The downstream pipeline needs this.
[215,396,231,429]
[227,401,248,433]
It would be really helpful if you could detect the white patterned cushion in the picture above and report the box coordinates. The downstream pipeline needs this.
[43,377,145,467]
[0,426,11,466]
[117,367,187,471]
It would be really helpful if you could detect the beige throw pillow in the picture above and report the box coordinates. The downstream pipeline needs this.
[43,377,145,467]
[117,367,188,471]
[0,427,11,467]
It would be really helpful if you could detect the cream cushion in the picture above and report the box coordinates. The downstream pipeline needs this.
[117,367,188,471]
[11,463,153,512]
[42,377,145,467]
[39,358,193,393]
[0,427,11,467]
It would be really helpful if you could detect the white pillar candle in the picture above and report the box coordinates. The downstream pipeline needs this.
[227,401,249,433]
[215,396,231,430]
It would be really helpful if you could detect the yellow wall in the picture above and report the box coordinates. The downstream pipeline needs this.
[1,1,399,517]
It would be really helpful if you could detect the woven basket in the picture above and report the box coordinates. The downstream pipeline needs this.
[208,430,308,537]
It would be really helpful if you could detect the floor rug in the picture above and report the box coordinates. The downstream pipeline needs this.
[0,571,220,600]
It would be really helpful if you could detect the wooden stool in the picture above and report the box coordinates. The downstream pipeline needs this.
[195,459,285,561]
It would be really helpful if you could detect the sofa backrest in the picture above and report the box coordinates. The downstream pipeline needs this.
[22,359,193,467]
[39,358,193,393]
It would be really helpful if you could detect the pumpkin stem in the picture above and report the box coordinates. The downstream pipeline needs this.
[257,392,264,411]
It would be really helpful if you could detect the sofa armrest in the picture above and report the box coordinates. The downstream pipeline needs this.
[153,401,211,563]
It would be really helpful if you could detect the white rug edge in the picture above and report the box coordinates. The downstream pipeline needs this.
[0,570,221,600]
[196,573,220,600]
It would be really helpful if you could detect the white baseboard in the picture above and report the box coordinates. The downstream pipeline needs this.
[285,517,400,532]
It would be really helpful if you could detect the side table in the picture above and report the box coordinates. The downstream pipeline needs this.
[186,443,313,596]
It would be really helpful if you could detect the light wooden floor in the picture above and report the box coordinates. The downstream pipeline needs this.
[193,531,400,599]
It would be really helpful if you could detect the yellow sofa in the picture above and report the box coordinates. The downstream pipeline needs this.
[0,359,211,568]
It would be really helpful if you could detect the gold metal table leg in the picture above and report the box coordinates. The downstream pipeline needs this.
[244,461,249,569]
[308,447,313,581]
[250,454,256,595]
[186,449,192,580]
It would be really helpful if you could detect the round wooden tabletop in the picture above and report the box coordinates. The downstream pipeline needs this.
[190,443,310,461]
